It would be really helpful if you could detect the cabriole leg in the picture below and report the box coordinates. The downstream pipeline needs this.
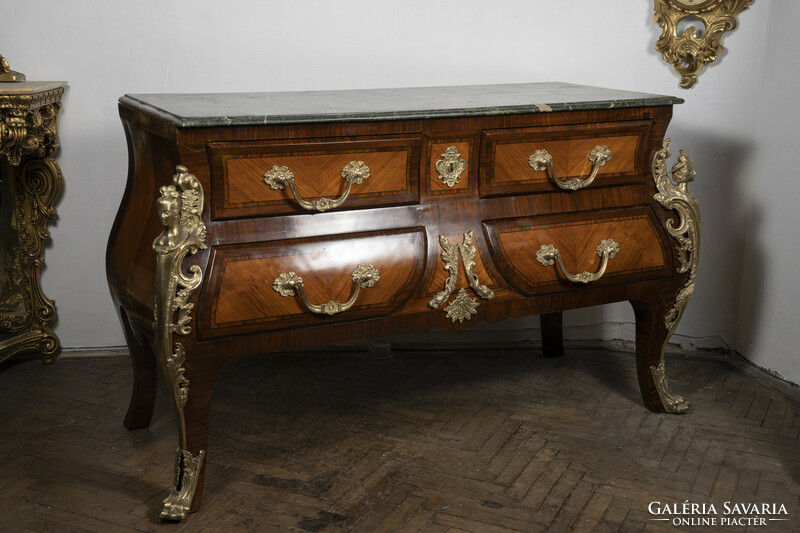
[631,296,689,414]
[119,308,157,430]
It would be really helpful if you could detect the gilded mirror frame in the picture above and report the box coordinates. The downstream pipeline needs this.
[653,0,753,88]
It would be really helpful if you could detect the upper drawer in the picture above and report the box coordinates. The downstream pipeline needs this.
[208,136,421,220]
[480,120,651,198]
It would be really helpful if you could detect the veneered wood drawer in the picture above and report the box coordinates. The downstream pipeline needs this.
[197,228,427,338]
[209,136,420,220]
[483,207,670,296]
[480,120,651,198]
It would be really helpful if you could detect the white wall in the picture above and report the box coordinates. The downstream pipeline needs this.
[734,3,800,383]
[2,1,795,381]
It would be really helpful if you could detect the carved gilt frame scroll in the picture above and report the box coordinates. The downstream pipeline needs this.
[653,0,753,88]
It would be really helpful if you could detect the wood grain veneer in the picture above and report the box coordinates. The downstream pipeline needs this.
[484,208,670,296]
[199,228,426,338]
[209,136,420,219]
[481,120,651,197]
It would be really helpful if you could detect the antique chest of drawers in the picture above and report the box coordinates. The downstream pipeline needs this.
[107,83,699,520]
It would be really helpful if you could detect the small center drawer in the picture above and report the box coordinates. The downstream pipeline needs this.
[208,136,421,220]
[480,120,651,198]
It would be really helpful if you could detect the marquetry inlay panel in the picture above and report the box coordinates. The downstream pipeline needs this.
[485,209,669,295]
[209,137,420,219]
[481,120,651,197]
[201,228,426,337]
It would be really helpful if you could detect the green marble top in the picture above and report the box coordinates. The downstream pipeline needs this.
[119,82,683,128]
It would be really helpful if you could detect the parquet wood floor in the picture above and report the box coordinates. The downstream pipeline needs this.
[1,340,798,532]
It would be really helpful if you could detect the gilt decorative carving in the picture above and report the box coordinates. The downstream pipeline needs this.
[0,92,62,166]
[653,0,754,88]
[0,83,64,363]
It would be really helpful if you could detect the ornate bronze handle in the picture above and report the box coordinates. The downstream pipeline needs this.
[528,145,612,191]
[535,239,619,284]
[272,264,380,315]
[264,160,370,212]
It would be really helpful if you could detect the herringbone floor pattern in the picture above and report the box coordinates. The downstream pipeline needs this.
[1,341,798,532]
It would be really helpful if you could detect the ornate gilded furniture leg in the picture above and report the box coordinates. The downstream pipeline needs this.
[153,165,208,520]
[0,81,66,363]
[634,139,699,414]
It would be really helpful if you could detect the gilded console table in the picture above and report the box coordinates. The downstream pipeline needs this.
[108,83,699,520]
[0,81,66,363]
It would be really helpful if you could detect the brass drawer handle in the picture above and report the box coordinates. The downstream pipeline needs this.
[264,161,370,212]
[535,238,619,284]
[528,145,612,191]
[272,264,380,315]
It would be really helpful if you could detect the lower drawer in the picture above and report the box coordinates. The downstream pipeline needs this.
[197,228,427,338]
[483,208,671,296]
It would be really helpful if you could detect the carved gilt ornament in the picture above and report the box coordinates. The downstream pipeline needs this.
[653,0,754,88]
[0,83,64,363]
[0,90,62,166]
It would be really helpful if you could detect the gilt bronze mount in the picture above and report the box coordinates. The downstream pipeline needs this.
[429,230,494,322]
[650,138,700,413]
[153,165,208,520]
